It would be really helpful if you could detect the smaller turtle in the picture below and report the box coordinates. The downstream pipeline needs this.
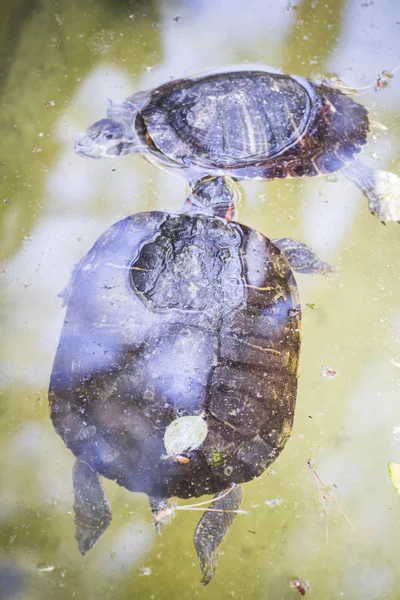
[49,176,334,584]
[75,68,400,223]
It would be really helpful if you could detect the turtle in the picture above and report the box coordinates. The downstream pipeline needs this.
[49,176,334,584]
[75,68,400,223]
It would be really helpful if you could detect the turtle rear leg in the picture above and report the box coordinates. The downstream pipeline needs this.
[272,238,336,275]
[194,484,243,586]
[73,459,112,555]
[343,160,400,223]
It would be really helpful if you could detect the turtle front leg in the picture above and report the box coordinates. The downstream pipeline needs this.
[73,459,112,555]
[194,484,243,586]
[272,238,336,275]
[343,160,400,223]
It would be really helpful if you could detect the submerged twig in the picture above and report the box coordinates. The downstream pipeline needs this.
[307,460,357,543]
[154,485,248,525]
[327,63,400,96]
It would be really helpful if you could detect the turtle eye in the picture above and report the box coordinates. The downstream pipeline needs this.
[104,133,114,140]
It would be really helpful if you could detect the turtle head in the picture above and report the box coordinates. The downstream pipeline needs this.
[183,176,240,221]
[75,118,138,159]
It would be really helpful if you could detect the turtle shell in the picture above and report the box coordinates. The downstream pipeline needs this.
[49,210,301,500]
[136,70,369,179]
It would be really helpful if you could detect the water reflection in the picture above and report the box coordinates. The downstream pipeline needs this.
[0,561,27,600]
[1,0,400,598]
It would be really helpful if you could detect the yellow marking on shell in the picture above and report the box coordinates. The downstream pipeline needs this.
[270,387,278,401]
[277,418,293,448]
[284,96,301,134]
[239,339,281,355]
[324,98,337,114]
[209,412,242,433]
[245,284,274,291]
[106,262,147,271]
[292,352,300,376]
[282,94,307,148]
[281,350,291,367]
[241,103,257,156]
[311,157,320,174]
[210,449,226,469]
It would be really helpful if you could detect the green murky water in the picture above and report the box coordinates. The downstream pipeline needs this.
[1,1,400,598]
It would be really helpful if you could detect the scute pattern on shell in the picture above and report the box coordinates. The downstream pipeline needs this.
[130,214,243,313]
[142,72,313,168]
[49,210,301,500]
[133,71,370,182]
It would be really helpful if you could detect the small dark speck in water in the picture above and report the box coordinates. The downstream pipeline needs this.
[290,577,311,596]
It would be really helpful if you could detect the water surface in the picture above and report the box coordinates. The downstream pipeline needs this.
[1,1,400,598]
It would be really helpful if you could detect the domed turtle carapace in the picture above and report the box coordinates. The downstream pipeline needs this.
[75,69,400,223]
[49,176,334,584]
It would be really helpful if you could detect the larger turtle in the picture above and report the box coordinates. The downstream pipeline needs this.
[49,176,333,584]
[75,69,400,223]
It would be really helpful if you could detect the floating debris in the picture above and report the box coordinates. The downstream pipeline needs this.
[388,463,400,496]
[290,577,311,596]
[328,63,400,95]
[376,69,395,89]
[175,454,190,464]
[370,120,388,132]
[390,358,400,368]
[305,303,316,309]
[307,460,356,543]
[321,365,338,379]
[139,566,152,576]
[3,197,13,204]
[154,486,247,526]
[163,415,208,458]
[264,497,284,507]
[37,565,56,573]
[45,100,55,107]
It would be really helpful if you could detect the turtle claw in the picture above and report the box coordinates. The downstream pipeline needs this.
[194,485,243,586]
